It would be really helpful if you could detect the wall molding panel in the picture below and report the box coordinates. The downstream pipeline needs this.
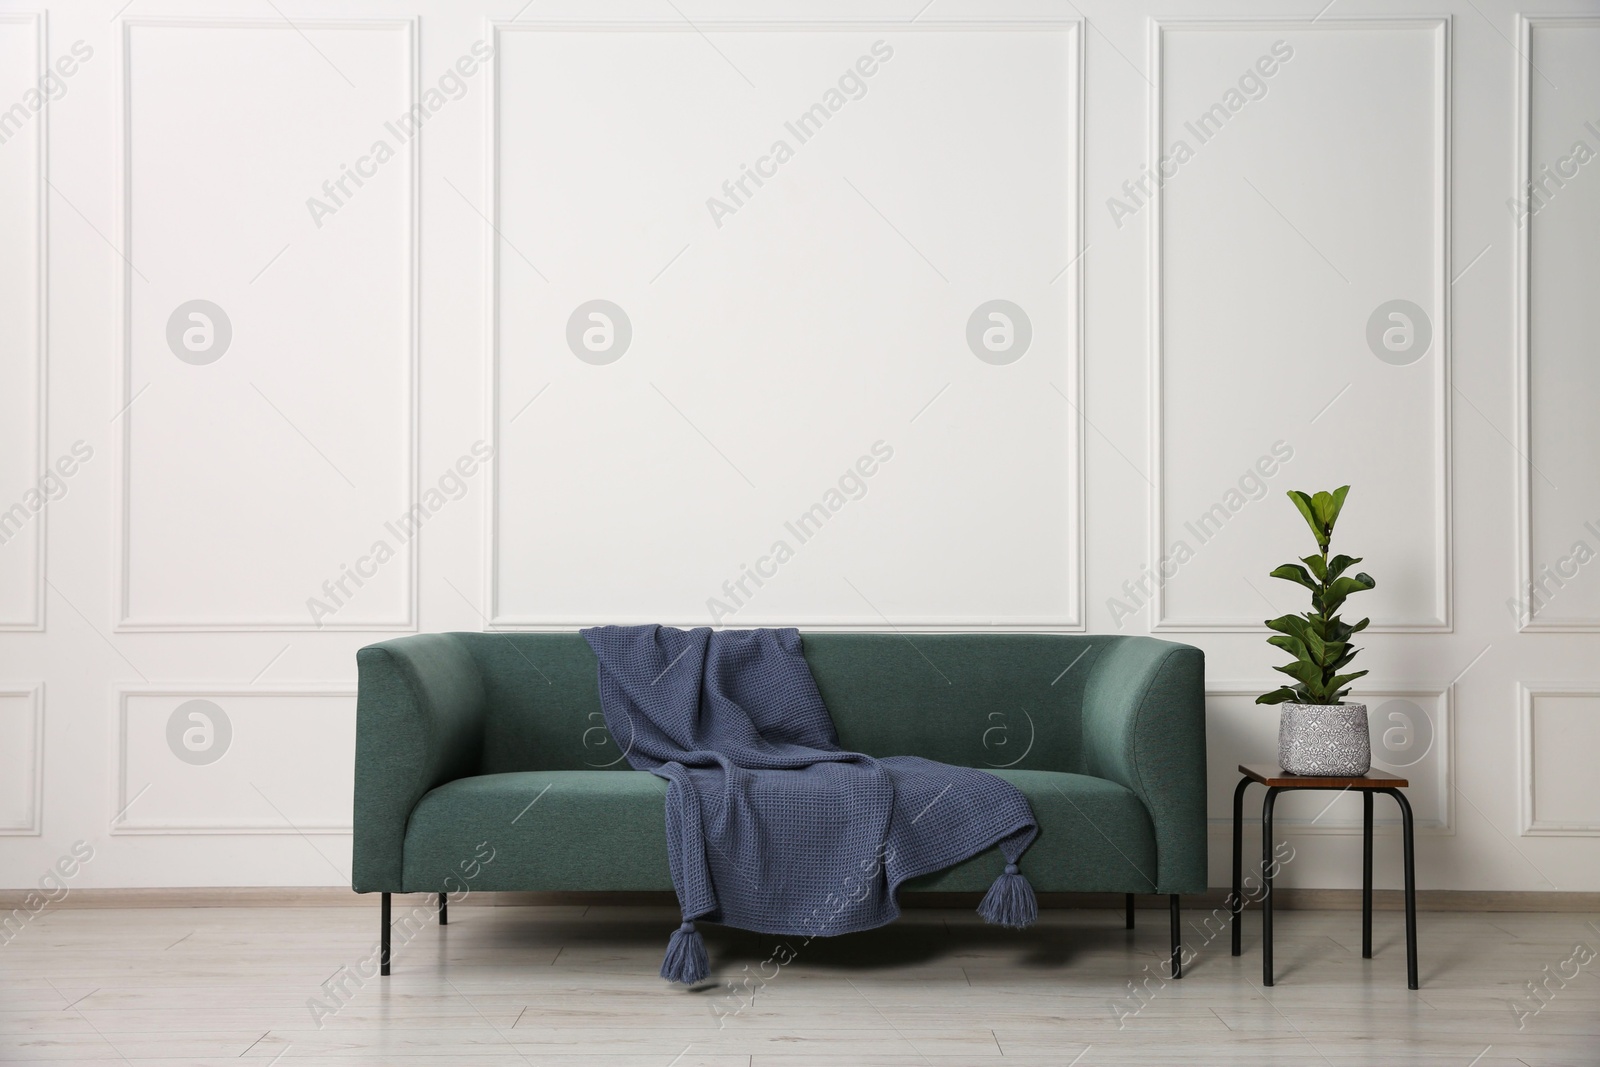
[483,19,1086,631]
[113,16,420,631]
[112,686,357,835]
[0,684,44,836]
[0,12,48,632]
[1520,684,1600,837]
[1513,16,1600,632]
[1148,17,1451,634]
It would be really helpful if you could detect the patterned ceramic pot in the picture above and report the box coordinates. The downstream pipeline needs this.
[1278,703,1371,776]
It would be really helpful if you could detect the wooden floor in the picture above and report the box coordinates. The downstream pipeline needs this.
[2,903,1597,1065]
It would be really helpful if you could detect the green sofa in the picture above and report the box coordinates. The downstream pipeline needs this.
[353,631,1207,977]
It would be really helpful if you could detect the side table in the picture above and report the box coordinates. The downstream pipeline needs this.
[1230,762,1418,989]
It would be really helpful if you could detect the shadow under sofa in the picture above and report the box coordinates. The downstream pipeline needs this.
[352,631,1208,979]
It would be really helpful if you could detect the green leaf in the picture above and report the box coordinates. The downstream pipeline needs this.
[1266,615,1310,639]
[1256,687,1298,705]
[1269,564,1318,591]
[1324,485,1351,531]
[1327,616,1370,641]
[1325,554,1362,581]
[1277,617,1319,652]
[1310,490,1337,528]
[1274,660,1325,688]
[1327,669,1369,692]
[1323,573,1377,614]
[1302,554,1328,581]
[1267,634,1314,664]
[1287,491,1324,547]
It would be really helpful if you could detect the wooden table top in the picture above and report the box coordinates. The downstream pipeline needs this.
[1239,762,1409,789]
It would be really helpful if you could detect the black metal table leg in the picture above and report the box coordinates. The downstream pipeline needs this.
[1125,893,1134,930]
[380,892,391,976]
[1169,894,1182,979]
[1231,776,1250,956]
[1262,787,1279,986]
[1362,790,1373,959]
[439,891,448,925]
[1384,787,1419,989]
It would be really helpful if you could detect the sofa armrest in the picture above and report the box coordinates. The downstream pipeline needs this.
[352,633,487,893]
[1080,637,1207,894]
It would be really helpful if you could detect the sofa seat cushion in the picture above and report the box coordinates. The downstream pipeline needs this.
[401,768,1156,895]
[403,770,671,893]
[906,769,1157,894]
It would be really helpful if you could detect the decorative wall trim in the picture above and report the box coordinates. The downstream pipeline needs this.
[1148,17,1453,633]
[0,684,45,836]
[112,16,420,631]
[1206,681,1454,835]
[0,12,48,633]
[111,685,356,835]
[1513,16,1600,632]
[1519,682,1600,836]
[480,18,1086,631]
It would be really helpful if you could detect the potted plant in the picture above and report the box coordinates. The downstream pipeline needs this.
[1255,486,1377,776]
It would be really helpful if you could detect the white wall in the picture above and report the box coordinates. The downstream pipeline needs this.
[0,0,1597,894]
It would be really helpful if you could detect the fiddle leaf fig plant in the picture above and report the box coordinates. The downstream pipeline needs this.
[1255,486,1376,707]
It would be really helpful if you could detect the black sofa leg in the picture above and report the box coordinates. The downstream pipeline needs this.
[439,892,448,925]
[1125,893,1135,930]
[1169,894,1183,979]
[380,893,391,976]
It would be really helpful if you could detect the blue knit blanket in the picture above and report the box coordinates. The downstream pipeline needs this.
[581,624,1039,983]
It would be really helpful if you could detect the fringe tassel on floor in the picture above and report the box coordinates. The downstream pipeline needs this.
[660,919,710,984]
[978,863,1038,929]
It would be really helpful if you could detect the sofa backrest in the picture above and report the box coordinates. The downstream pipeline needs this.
[454,631,1128,776]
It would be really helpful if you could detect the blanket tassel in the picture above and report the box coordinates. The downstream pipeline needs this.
[660,920,710,984]
[978,863,1038,929]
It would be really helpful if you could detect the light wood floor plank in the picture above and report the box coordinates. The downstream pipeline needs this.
[2,904,1595,1064]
